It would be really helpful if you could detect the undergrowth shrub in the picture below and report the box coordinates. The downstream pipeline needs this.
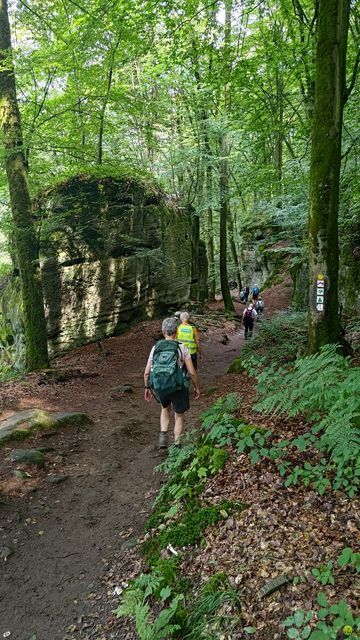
[240,310,307,369]
[201,393,272,462]
[254,344,360,496]
[145,442,230,532]
[181,572,242,639]
[283,593,360,639]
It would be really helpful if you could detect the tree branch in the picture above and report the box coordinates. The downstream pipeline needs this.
[18,0,69,44]
[344,48,360,104]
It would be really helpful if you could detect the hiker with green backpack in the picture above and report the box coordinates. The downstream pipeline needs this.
[144,317,200,449]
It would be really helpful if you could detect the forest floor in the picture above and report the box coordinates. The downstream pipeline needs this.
[0,288,275,640]
[0,281,357,640]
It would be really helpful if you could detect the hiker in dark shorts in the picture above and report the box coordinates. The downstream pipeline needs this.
[242,304,257,339]
[144,317,200,449]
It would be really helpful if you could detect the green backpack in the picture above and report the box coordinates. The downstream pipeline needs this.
[149,340,189,397]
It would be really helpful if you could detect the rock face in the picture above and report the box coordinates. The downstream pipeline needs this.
[36,175,193,354]
[0,174,194,366]
[240,222,299,291]
[240,219,360,315]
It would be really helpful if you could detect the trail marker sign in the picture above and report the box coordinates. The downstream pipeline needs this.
[315,273,325,312]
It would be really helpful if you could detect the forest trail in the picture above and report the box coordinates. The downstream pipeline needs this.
[0,300,254,640]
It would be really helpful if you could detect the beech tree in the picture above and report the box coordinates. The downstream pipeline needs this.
[0,0,49,370]
[308,0,351,352]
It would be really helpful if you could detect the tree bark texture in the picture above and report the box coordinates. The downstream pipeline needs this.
[0,0,49,370]
[206,164,216,300]
[219,0,234,314]
[228,209,242,293]
[190,210,200,300]
[308,0,350,352]
[219,132,234,314]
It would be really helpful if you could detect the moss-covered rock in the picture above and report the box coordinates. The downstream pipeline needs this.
[239,221,300,291]
[0,408,92,446]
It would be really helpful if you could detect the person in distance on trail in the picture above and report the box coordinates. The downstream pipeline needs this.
[242,303,257,339]
[240,285,249,303]
[144,317,200,449]
[254,296,264,316]
[252,283,260,301]
[176,311,202,370]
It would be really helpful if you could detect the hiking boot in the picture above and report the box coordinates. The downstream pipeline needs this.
[159,432,168,449]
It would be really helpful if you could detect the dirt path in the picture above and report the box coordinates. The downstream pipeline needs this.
[0,313,245,640]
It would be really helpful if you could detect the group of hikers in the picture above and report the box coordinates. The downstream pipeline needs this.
[143,284,264,450]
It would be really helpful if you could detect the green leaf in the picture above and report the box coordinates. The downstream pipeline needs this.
[284,616,296,627]
[338,547,352,566]
[164,504,179,520]
[309,631,328,640]
[287,628,300,639]
[244,627,256,634]
[249,449,260,464]
[316,592,328,607]
[160,585,172,601]
[338,600,350,618]
[294,610,305,627]
[197,467,208,478]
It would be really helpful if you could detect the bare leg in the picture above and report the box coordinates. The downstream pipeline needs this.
[174,413,184,445]
[160,406,171,432]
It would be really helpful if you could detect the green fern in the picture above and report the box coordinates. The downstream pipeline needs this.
[253,344,360,479]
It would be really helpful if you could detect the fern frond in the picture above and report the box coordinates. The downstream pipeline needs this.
[253,344,360,466]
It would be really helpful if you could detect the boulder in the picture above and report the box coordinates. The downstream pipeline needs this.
[45,474,68,484]
[0,409,92,446]
[10,449,44,466]
[0,409,52,444]
[52,412,92,428]
[110,384,133,394]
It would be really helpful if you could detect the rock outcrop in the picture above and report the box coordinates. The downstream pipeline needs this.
[0,174,197,365]
[240,222,299,291]
[35,174,193,354]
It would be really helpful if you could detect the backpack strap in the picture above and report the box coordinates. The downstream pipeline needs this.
[154,340,181,357]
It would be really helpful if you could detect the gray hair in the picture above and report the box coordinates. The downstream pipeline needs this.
[180,311,190,323]
[162,316,179,336]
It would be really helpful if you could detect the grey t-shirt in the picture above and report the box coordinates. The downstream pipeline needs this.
[147,342,191,367]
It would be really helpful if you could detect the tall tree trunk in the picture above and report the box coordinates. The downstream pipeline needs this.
[0,0,49,371]
[219,132,234,313]
[308,0,350,352]
[190,210,200,300]
[206,164,216,300]
[228,209,242,293]
[274,69,283,197]
[219,0,234,314]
